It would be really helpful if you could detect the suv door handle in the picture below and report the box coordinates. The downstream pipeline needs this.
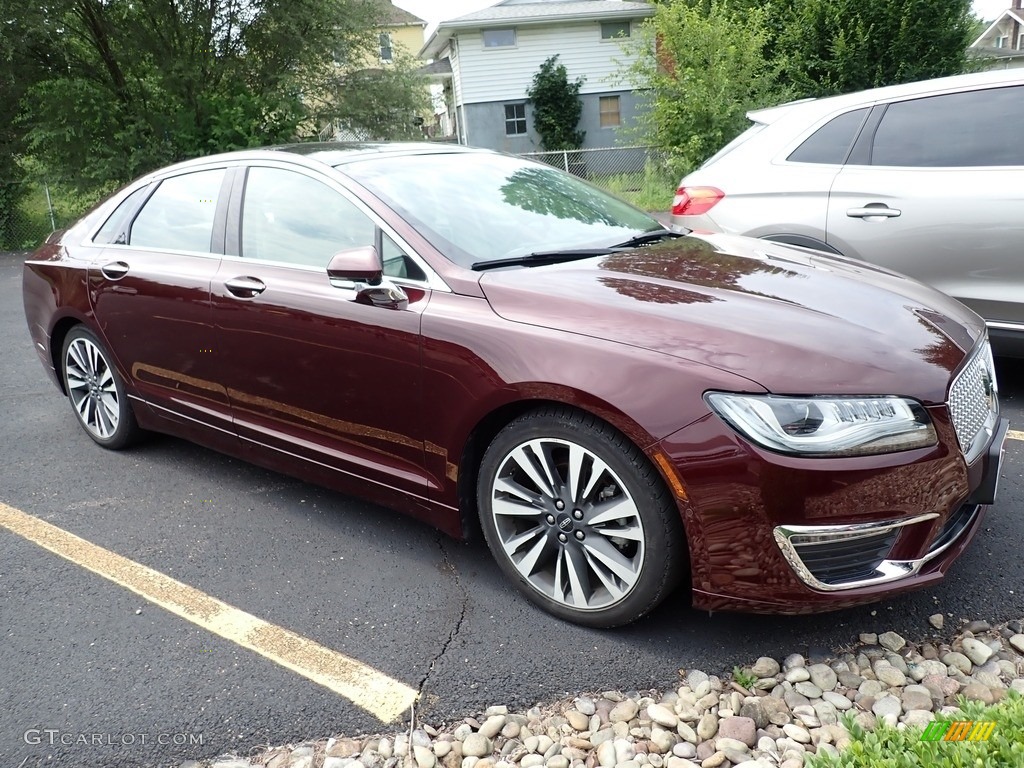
[100,261,130,280]
[224,276,266,298]
[847,206,901,219]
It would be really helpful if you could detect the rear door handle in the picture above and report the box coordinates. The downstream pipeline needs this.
[846,206,901,219]
[224,276,266,298]
[100,261,130,280]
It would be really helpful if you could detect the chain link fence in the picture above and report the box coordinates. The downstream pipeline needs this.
[517,145,677,211]
[1,180,74,252]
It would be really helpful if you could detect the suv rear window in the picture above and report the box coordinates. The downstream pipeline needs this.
[871,86,1024,167]
[787,108,869,164]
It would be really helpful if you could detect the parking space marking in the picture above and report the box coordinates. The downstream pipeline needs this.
[0,501,417,723]
[1007,429,1024,442]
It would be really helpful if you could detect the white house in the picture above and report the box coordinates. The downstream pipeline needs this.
[970,0,1024,69]
[419,0,654,152]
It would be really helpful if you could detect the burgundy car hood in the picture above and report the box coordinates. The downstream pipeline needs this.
[479,233,986,404]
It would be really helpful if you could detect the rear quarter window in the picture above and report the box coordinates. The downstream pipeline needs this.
[787,108,870,164]
[129,169,225,253]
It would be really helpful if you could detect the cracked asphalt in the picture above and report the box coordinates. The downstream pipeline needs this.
[3,249,1024,768]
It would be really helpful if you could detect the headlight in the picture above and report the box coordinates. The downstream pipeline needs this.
[704,393,937,457]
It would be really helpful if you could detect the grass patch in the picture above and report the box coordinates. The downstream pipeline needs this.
[808,691,1024,767]
[594,161,677,213]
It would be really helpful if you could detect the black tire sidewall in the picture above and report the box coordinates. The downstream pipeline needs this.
[477,408,684,628]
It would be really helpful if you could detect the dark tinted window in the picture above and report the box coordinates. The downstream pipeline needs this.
[787,108,868,164]
[382,233,426,281]
[94,187,147,245]
[130,170,224,252]
[871,86,1024,167]
[241,167,374,267]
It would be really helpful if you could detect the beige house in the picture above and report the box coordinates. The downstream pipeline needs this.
[971,0,1024,69]
[373,3,428,68]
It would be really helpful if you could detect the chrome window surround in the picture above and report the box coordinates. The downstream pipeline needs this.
[773,512,954,592]
[948,340,998,465]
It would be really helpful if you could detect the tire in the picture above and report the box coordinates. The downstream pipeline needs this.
[61,326,141,450]
[477,406,686,627]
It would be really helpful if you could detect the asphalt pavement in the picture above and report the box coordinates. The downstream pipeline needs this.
[2,249,1023,768]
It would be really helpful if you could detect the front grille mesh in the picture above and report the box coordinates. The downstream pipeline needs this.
[791,531,899,586]
[948,348,996,461]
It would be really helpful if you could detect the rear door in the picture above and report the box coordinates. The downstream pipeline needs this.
[825,85,1024,326]
[89,166,234,435]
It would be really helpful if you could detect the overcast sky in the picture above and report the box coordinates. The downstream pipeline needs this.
[395,0,1012,32]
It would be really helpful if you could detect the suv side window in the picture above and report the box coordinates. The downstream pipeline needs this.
[130,169,225,252]
[241,166,375,267]
[787,108,869,164]
[871,86,1024,167]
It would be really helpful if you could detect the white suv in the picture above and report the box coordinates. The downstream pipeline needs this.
[671,68,1024,354]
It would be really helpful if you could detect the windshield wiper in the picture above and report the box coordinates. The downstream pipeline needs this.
[471,249,614,271]
[613,229,688,248]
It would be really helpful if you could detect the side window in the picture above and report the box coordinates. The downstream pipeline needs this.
[787,108,868,164]
[241,167,375,267]
[130,169,225,252]
[382,233,426,281]
[93,187,148,245]
[871,86,1024,167]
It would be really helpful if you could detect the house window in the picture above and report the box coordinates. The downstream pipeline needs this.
[599,96,621,128]
[379,32,393,62]
[996,35,1008,48]
[601,21,631,40]
[504,103,527,136]
[1018,32,1024,49]
[483,28,516,47]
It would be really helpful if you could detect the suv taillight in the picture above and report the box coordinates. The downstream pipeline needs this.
[672,186,724,216]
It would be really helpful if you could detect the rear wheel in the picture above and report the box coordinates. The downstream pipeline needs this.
[477,407,686,627]
[61,326,140,449]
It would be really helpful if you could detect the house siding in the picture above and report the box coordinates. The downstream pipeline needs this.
[455,21,644,105]
[463,90,646,153]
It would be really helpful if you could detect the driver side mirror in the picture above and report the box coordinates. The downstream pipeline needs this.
[327,246,383,285]
[326,246,408,310]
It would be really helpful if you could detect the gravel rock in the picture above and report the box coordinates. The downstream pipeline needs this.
[808,664,838,692]
[1010,635,1024,655]
[716,717,755,748]
[928,614,944,630]
[647,705,678,729]
[463,735,492,759]
[611,700,640,724]
[878,632,906,652]
[962,638,994,666]
[750,658,780,678]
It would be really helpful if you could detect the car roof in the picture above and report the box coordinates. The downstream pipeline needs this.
[748,68,1024,125]
[140,142,492,181]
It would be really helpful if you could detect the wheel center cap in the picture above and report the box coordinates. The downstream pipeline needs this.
[555,513,574,532]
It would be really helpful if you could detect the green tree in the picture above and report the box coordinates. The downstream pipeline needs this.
[778,0,977,97]
[6,0,428,190]
[526,55,585,151]
[627,1,790,175]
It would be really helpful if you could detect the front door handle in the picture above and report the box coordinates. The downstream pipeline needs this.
[846,206,901,219]
[100,261,130,280]
[224,276,266,298]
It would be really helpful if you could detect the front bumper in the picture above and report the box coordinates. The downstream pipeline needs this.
[773,417,1007,594]
[658,409,1007,615]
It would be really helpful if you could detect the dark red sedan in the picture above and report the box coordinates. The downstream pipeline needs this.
[22,144,1007,626]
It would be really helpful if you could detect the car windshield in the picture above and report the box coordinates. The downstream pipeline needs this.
[339,152,662,268]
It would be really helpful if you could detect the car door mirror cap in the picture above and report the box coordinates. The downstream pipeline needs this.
[355,282,409,311]
[327,246,383,285]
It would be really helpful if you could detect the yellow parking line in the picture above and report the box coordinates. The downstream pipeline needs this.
[0,502,416,723]
[1008,429,1024,442]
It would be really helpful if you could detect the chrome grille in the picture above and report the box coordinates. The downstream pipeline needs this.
[948,343,998,464]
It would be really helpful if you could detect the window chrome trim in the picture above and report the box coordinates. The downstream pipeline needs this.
[773,512,940,592]
[986,320,1024,332]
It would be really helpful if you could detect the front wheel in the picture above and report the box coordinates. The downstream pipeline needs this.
[61,326,140,449]
[477,407,686,627]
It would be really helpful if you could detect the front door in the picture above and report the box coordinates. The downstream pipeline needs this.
[210,164,433,496]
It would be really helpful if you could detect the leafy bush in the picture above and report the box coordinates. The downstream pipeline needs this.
[808,692,1024,768]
